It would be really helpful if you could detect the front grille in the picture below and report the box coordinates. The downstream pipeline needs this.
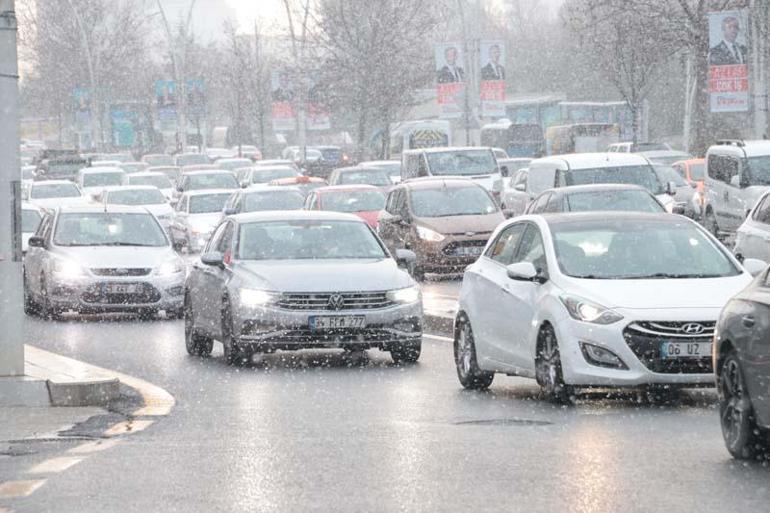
[81,282,161,304]
[442,239,487,257]
[623,321,715,374]
[275,292,395,311]
[91,268,152,277]
[240,324,420,344]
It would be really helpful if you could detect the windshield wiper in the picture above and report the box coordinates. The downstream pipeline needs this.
[630,273,725,279]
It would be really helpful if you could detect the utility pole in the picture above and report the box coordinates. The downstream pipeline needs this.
[750,0,769,138]
[66,0,101,150]
[0,0,24,377]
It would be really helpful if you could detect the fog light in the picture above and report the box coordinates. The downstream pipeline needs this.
[580,342,628,369]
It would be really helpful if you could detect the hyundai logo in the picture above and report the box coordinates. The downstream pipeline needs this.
[327,294,345,310]
[681,323,705,335]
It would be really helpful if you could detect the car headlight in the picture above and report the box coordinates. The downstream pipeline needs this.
[239,288,278,307]
[387,285,421,304]
[560,295,623,325]
[416,225,445,242]
[155,257,185,276]
[52,258,86,279]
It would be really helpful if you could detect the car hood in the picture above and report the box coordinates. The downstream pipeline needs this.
[417,213,505,236]
[143,203,174,217]
[560,274,752,310]
[187,213,222,233]
[233,258,413,292]
[52,246,174,270]
[30,196,91,209]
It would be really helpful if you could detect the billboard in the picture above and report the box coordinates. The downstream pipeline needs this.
[479,41,506,117]
[155,79,177,130]
[73,87,91,128]
[708,10,749,113]
[435,42,465,119]
[271,69,296,132]
[186,78,205,118]
[306,75,330,131]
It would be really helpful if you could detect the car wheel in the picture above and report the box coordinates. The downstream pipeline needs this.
[705,209,719,239]
[184,293,213,357]
[221,299,246,365]
[23,272,40,316]
[390,340,421,365]
[719,351,769,459]
[454,319,494,390]
[535,324,572,404]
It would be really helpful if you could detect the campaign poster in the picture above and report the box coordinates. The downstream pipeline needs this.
[708,10,749,113]
[271,69,296,132]
[479,41,506,117]
[186,78,205,118]
[155,79,177,131]
[435,42,465,119]
[306,75,330,131]
[73,87,91,128]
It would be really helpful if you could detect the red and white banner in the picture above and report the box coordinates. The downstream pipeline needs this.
[708,10,749,113]
[271,70,296,131]
[435,43,465,119]
[479,41,505,117]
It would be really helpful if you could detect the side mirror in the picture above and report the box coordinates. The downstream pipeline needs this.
[395,249,416,268]
[27,236,45,248]
[500,165,509,178]
[742,258,766,277]
[503,208,515,219]
[666,181,677,195]
[506,261,545,283]
[223,207,237,216]
[514,182,526,192]
[200,251,224,268]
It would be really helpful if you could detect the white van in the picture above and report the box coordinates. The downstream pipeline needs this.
[401,147,502,200]
[389,120,451,160]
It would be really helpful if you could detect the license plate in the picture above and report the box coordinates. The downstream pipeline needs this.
[105,283,139,294]
[309,315,366,330]
[660,341,712,359]
[455,246,483,256]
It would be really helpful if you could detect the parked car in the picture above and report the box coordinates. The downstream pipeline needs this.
[704,140,770,238]
[184,211,421,364]
[305,185,386,229]
[525,184,666,215]
[21,202,43,254]
[223,186,305,215]
[378,178,504,280]
[23,205,185,318]
[96,186,174,231]
[715,270,770,459]
[127,171,175,200]
[236,165,301,187]
[76,167,127,197]
[26,180,88,210]
[169,189,237,253]
[453,212,765,401]
[327,166,393,190]
[142,154,174,167]
[734,189,770,262]
[175,153,210,167]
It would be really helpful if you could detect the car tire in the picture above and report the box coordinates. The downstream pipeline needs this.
[705,209,720,239]
[719,351,769,459]
[23,272,40,317]
[454,318,494,390]
[184,293,213,357]
[221,299,246,365]
[535,324,573,404]
[390,340,421,365]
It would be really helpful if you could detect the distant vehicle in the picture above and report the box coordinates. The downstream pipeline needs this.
[453,212,763,401]
[23,205,185,319]
[401,147,503,200]
[26,180,87,210]
[177,171,238,196]
[21,164,36,181]
[223,186,305,215]
[127,172,175,200]
[215,158,253,172]
[75,167,127,197]
[546,123,620,155]
[170,189,237,253]
[21,202,43,254]
[310,145,348,173]
[305,185,386,229]
[389,119,451,160]
[183,211,421,365]
[230,145,262,161]
[146,166,181,187]
[206,147,237,161]
[608,142,672,153]
[734,189,770,262]
[254,159,301,173]
[715,271,770,459]
[480,121,545,158]
[180,164,221,174]
[704,140,770,238]
[378,178,504,280]
[327,166,393,190]
[360,160,401,184]
[525,184,666,215]
[637,150,693,167]
[100,152,133,163]
[653,165,693,217]
[34,150,89,181]
[89,160,123,168]
[672,158,706,188]
[500,167,530,216]
[118,162,150,174]
[96,186,174,231]
[175,153,210,167]
[141,154,175,167]
[267,176,327,198]
[498,157,533,212]
[236,166,300,187]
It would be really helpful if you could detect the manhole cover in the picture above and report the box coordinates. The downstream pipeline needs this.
[453,418,552,427]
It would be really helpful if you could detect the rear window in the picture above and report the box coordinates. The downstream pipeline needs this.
[188,194,232,214]
[185,173,237,190]
[566,165,663,195]
[566,190,664,213]
[242,191,304,212]
[31,183,81,198]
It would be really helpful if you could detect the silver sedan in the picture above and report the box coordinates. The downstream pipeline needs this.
[184,211,423,365]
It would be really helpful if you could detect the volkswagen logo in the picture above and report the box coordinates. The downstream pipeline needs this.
[327,294,345,311]
[681,323,705,335]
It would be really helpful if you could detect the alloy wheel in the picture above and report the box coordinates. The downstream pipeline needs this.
[720,357,753,455]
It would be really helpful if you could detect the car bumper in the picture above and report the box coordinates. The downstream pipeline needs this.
[47,273,185,312]
[232,301,423,349]
[413,237,488,273]
[552,308,718,387]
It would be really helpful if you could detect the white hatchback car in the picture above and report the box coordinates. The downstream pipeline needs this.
[453,212,765,401]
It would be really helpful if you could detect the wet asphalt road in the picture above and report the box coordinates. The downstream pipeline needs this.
[7,307,770,512]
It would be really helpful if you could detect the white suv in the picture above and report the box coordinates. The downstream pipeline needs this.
[704,140,770,237]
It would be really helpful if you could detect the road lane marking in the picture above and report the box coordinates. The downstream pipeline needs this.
[28,457,83,475]
[424,334,453,342]
[103,420,154,437]
[0,480,46,498]
[68,439,121,454]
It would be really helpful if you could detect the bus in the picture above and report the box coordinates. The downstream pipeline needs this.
[480,120,545,158]
[389,119,451,160]
[545,123,620,155]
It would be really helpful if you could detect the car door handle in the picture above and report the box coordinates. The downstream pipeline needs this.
[742,315,755,328]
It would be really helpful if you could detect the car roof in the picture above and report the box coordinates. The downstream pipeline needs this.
[672,158,705,166]
[404,146,490,154]
[182,188,238,197]
[635,150,691,158]
[56,204,154,214]
[241,185,302,194]
[400,177,480,190]
[252,165,297,172]
[128,171,169,178]
[100,185,160,193]
[21,201,43,212]
[532,152,650,169]
[32,180,78,186]
[183,170,234,176]
[360,160,399,166]
[537,211,683,228]
[270,176,325,185]
[80,166,124,173]
[218,158,252,163]
[544,184,648,196]
[231,210,365,224]
[315,184,382,193]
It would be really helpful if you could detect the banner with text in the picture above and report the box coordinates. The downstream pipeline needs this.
[435,42,465,119]
[479,41,506,117]
[271,69,296,132]
[306,75,330,131]
[708,9,749,113]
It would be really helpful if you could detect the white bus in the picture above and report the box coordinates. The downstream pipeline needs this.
[389,120,451,160]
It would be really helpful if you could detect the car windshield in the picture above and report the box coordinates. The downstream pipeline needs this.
[566,165,663,194]
[242,191,305,211]
[411,186,498,217]
[143,155,174,166]
[566,190,664,213]
[654,165,688,187]
[338,170,392,186]
[237,220,386,260]
[152,167,181,181]
[83,172,124,187]
[746,156,770,186]
[321,190,385,212]
[188,194,232,214]
[176,154,209,167]
[689,163,705,180]
[186,173,237,190]
[22,209,41,232]
[31,183,80,198]
[53,212,167,247]
[129,174,172,189]
[107,189,166,205]
[425,149,497,176]
[551,219,739,279]
[218,159,252,171]
[252,168,299,183]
